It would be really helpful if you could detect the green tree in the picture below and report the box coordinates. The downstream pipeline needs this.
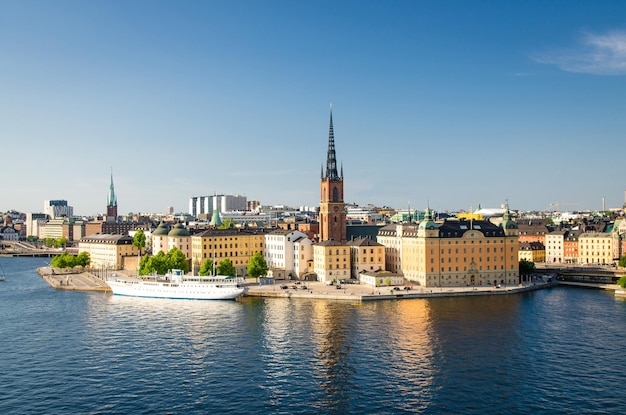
[43,238,55,248]
[53,237,68,248]
[76,252,90,267]
[138,254,151,275]
[167,247,189,273]
[519,259,536,277]
[617,276,626,288]
[139,248,189,276]
[217,258,236,277]
[140,251,169,275]
[199,258,214,276]
[247,252,268,280]
[133,229,146,252]
[619,255,626,268]
[51,252,75,269]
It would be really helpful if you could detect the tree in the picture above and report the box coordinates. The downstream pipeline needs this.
[167,247,189,273]
[133,229,146,252]
[199,258,214,276]
[139,248,189,276]
[519,259,536,277]
[247,252,268,280]
[617,276,626,289]
[217,258,236,277]
[619,255,626,268]
[51,252,75,269]
[76,252,90,268]
[140,251,169,276]
[43,238,55,248]
[54,237,68,248]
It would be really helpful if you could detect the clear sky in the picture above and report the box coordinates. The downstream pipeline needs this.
[2,1,625,216]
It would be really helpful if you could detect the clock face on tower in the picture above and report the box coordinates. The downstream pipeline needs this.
[334,206,339,212]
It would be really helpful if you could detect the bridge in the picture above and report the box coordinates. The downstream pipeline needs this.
[536,264,624,284]
[0,241,64,257]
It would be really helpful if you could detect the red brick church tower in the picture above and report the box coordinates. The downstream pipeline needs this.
[319,105,346,242]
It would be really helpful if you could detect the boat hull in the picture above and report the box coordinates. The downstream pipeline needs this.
[107,278,247,300]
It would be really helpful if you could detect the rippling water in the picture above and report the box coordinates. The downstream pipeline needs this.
[1,257,625,414]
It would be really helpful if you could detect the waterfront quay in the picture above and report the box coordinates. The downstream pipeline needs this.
[37,267,111,292]
[36,266,560,300]
[244,278,557,301]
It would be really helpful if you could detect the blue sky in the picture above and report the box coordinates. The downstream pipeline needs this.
[2,1,625,215]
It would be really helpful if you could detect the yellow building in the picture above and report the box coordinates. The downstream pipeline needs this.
[313,240,351,283]
[518,241,546,263]
[379,207,520,287]
[78,234,141,270]
[578,232,614,265]
[346,237,385,278]
[191,228,270,276]
[377,224,407,274]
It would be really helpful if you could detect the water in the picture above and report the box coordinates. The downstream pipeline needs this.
[1,257,625,414]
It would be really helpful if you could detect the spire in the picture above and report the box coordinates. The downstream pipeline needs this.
[108,168,117,207]
[325,103,339,181]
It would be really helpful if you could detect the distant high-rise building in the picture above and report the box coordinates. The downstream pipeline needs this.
[44,200,73,219]
[189,194,248,217]
[166,206,174,215]
[319,105,346,242]
[106,171,118,222]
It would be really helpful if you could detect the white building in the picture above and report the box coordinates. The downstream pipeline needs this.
[25,213,47,238]
[78,234,141,270]
[345,205,384,223]
[359,271,405,287]
[546,230,566,263]
[189,194,248,217]
[376,224,406,274]
[44,200,73,219]
[264,229,310,279]
[293,235,313,278]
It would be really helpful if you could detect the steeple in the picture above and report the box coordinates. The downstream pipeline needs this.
[325,104,339,181]
[108,169,117,207]
[106,168,118,222]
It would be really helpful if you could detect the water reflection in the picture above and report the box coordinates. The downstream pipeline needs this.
[310,301,355,413]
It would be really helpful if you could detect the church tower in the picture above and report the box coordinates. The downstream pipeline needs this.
[319,105,346,242]
[106,170,118,223]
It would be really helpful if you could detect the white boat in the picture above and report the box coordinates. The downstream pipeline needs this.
[106,269,248,300]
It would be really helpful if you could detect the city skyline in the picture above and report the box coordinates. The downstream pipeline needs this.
[2,1,625,215]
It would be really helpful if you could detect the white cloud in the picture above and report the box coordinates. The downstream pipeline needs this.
[533,30,626,75]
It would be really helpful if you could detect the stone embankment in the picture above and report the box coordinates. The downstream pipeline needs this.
[38,267,613,301]
[243,278,557,301]
[37,267,111,292]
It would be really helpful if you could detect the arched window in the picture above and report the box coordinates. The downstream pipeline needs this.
[332,187,339,202]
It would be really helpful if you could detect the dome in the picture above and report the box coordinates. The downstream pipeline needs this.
[418,207,438,231]
[152,221,170,236]
[168,222,190,237]
[500,205,518,230]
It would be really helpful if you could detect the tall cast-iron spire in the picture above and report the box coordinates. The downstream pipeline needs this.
[325,104,339,181]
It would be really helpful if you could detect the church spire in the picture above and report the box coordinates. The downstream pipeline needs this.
[108,168,117,207]
[325,103,339,181]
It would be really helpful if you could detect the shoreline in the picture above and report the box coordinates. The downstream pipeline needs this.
[243,279,559,301]
[37,267,111,292]
[37,267,622,301]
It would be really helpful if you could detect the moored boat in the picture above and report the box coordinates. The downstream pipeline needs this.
[106,269,247,300]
